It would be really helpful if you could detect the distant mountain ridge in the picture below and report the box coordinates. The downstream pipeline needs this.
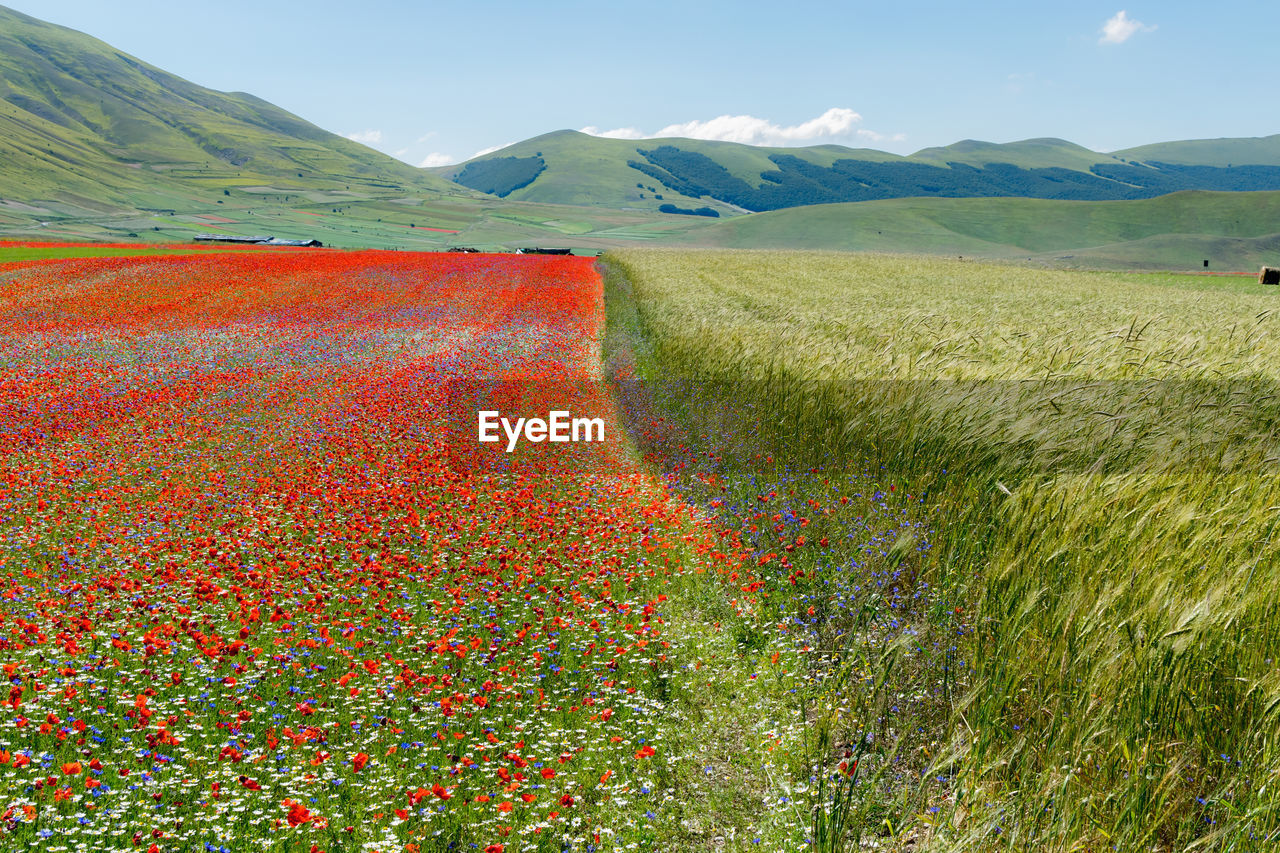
[436,130,1280,213]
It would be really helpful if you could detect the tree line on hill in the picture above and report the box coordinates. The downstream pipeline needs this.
[658,203,719,217]
[453,156,547,197]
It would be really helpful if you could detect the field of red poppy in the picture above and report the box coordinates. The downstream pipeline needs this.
[0,248,936,853]
[0,250,737,852]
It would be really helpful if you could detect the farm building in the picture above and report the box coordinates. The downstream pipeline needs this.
[192,234,322,247]
[265,238,323,247]
[193,234,273,244]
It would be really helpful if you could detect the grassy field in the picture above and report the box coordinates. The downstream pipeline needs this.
[0,241,292,263]
[0,189,724,252]
[5,186,1278,270]
[670,190,1280,270]
[603,249,1280,851]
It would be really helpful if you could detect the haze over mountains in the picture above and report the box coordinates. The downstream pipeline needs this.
[0,3,1277,269]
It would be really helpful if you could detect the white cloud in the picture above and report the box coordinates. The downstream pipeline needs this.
[427,142,519,166]
[344,129,383,145]
[580,108,889,147]
[469,142,515,159]
[1100,11,1154,44]
[579,125,646,140]
[660,108,863,145]
[855,128,907,144]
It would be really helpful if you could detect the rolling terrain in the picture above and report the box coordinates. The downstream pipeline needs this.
[1114,134,1280,166]
[0,3,1277,269]
[669,190,1280,270]
[433,129,894,214]
[0,5,705,250]
[437,129,1280,214]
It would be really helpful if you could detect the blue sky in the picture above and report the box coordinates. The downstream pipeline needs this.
[6,1,1277,165]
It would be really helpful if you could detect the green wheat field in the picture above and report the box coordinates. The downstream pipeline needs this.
[603,249,1280,851]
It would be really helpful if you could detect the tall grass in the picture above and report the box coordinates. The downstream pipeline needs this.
[604,248,1280,851]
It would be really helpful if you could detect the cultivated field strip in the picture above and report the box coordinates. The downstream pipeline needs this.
[607,248,1280,851]
[0,250,789,852]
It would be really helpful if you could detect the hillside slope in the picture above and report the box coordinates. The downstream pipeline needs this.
[1114,134,1280,167]
[0,4,462,212]
[434,130,901,215]
[670,190,1280,269]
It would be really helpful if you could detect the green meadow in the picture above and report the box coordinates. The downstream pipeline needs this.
[0,243,261,263]
[604,249,1280,851]
[670,191,1280,270]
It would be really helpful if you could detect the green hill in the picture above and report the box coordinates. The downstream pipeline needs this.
[1114,134,1280,167]
[0,4,463,213]
[438,130,1280,214]
[670,190,1280,270]
[910,137,1119,170]
[434,130,900,215]
[0,5,694,251]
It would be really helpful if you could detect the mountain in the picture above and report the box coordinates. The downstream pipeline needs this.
[433,130,904,214]
[0,4,462,213]
[909,137,1115,170]
[668,189,1280,270]
[1113,134,1280,167]
[434,130,1280,214]
[0,3,705,254]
